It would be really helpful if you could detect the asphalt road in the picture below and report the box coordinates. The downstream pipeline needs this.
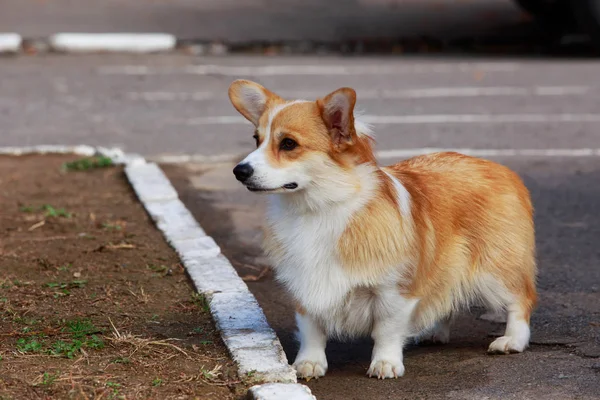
[2,0,526,43]
[2,54,600,159]
[1,53,600,398]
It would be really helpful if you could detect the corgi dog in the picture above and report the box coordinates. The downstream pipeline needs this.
[227,79,537,380]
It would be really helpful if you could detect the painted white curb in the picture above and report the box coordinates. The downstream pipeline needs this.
[0,33,22,53]
[0,145,312,398]
[248,383,317,400]
[49,33,176,53]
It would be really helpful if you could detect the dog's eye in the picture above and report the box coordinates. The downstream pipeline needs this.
[280,138,297,151]
[252,133,259,147]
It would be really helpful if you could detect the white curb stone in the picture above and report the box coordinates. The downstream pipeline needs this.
[248,383,316,400]
[185,255,249,294]
[49,33,176,53]
[0,33,22,53]
[124,162,179,203]
[144,199,207,241]
[171,236,221,260]
[210,291,297,382]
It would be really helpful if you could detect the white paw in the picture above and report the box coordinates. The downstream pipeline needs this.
[293,359,327,380]
[367,359,405,379]
[487,336,528,354]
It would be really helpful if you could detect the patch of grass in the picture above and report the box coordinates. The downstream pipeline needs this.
[106,381,122,399]
[112,357,130,364]
[65,318,98,338]
[46,280,87,298]
[102,223,122,231]
[16,337,43,353]
[41,204,72,218]
[13,315,39,326]
[40,372,59,386]
[46,280,87,290]
[87,335,105,350]
[32,371,60,387]
[147,264,168,274]
[191,292,210,313]
[151,378,163,387]
[57,264,71,272]
[199,340,213,345]
[62,156,114,171]
[19,205,35,213]
[48,336,104,359]
[49,340,83,359]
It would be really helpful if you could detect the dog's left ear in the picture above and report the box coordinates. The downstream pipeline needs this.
[317,88,357,151]
[228,79,282,127]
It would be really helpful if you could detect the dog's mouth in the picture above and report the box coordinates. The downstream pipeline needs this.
[246,182,298,192]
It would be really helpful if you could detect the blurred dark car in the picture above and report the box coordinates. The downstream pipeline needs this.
[516,0,600,49]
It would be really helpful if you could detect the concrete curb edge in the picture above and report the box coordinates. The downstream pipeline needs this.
[0,145,315,400]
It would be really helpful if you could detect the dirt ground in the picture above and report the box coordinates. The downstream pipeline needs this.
[0,155,249,400]
[162,158,600,400]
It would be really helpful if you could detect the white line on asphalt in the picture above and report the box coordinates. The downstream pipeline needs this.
[99,62,520,76]
[149,148,600,164]
[183,113,600,125]
[128,86,590,102]
[376,148,600,159]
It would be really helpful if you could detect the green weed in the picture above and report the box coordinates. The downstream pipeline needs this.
[41,204,71,218]
[62,156,114,171]
[191,292,210,313]
[151,378,162,387]
[65,318,98,338]
[16,338,42,353]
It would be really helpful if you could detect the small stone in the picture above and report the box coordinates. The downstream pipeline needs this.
[591,363,600,371]
[166,268,173,276]
[73,272,82,278]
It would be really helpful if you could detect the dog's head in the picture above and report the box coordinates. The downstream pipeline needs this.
[228,80,377,203]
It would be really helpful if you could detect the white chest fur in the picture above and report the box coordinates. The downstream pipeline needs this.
[265,193,413,339]
[266,196,358,315]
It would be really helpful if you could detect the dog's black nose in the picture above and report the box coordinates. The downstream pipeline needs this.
[233,163,254,182]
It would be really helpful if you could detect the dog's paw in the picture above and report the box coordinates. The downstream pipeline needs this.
[487,336,527,354]
[367,359,405,379]
[293,360,327,380]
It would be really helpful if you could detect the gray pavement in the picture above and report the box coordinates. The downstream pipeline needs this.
[2,54,600,158]
[2,0,527,43]
[1,52,600,398]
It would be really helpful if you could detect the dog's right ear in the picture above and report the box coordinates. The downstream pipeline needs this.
[228,80,281,127]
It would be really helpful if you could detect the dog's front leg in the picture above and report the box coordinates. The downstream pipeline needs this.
[293,311,328,379]
[367,296,417,379]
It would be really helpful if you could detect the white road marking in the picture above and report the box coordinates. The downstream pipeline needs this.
[98,62,520,76]
[360,113,600,124]
[376,148,600,159]
[150,148,600,164]
[127,86,589,102]
[183,113,600,126]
